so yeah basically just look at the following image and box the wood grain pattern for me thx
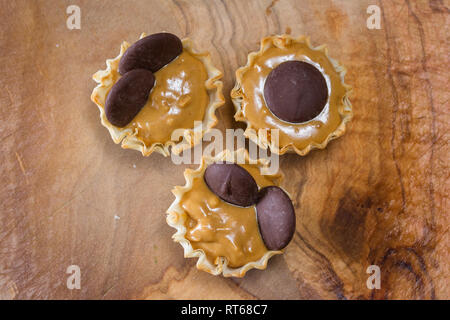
[0,0,448,299]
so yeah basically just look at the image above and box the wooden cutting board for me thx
[0,0,448,300]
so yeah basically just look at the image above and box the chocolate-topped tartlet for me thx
[91,33,224,156]
[166,149,296,277]
[231,34,352,155]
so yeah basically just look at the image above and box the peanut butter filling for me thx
[180,164,277,268]
[122,50,209,145]
[236,39,349,150]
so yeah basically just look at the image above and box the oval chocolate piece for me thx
[118,33,183,75]
[263,60,328,123]
[204,163,259,207]
[256,186,295,250]
[105,69,155,127]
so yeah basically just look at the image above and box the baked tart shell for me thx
[91,33,224,157]
[231,34,353,156]
[166,149,283,277]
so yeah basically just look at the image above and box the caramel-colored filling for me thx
[239,42,347,149]
[124,50,209,145]
[180,165,276,268]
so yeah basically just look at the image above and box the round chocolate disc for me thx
[256,186,295,251]
[105,69,155,127]
[118,33,183,75]
[204,163,259,207]
[263,60,328,123]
